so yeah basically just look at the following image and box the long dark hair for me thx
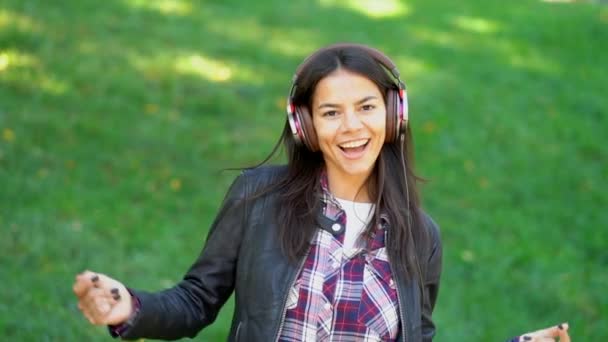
[251,45,428,282]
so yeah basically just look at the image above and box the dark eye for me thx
[323,110,338,117]
[362,104,375,111]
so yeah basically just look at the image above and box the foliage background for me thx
[1,0,606,340]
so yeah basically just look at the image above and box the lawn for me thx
[0,0,606,340]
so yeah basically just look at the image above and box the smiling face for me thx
[312,69,386,200]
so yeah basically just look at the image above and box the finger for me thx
[76,271,125,299]
[96,288,125,319]
[520,337,555,342]
[109,287,123,302]
[73,270,100,297]
[89,272,124,298]
[102,287,124,308]
[77,295,101,325]
[82,287,116,324]
[80,306,95,324]
[530,325,562,338]
[558,323,570,342]
[84,296,111,324]
[89,286,123,309]
[536,323,570,339]
[81,288,102,320]
[96,296,111,316]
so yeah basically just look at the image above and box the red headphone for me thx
[286,43,409,152]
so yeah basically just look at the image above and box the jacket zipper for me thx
[387,229,409,342]
[273,248,309,342]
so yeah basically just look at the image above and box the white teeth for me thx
[339,139,369,149]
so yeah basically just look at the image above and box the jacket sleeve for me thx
[118,171,251,340]
[421,214,442,341]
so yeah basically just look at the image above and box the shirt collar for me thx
[318,170,390,228]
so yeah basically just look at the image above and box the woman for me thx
[73,43,570,342]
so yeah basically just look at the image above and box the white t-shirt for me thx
[335,198,375,251]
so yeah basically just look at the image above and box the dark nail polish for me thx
[91,275,99,282]
[558,324,563,330]
[113,293,121,301]
[111,288,119,295]
[523,336,532,341]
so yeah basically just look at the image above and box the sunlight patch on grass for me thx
[206,17,317,58]
[0,50,38,72]
[174,54,233,82]
[394,56,431,79]
[267,34,320,58]
[129,51,271,85]
[318,0,411,18]
[77,41,99,55]
[452,16,500,34]
[38,75,69,95]
[460,249,475,263]
[0,53,8,72]
[206,17,265,44]
[123,0,193,16]
[488,40,562,74]
[410,28,456,48]
[508,52,560,74]
[0,9,41,33]
[0,50,69,95]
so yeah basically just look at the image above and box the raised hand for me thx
[73,270,133,326]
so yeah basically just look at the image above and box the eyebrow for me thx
[317,95,379,109]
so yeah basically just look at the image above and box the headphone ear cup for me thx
[295,105,319,152]
[385,89,400,143]
[401,90,408,132]
[287,103,304,147]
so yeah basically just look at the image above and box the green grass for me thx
[1,0,606,340]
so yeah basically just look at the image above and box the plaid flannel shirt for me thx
[278,173,400,341]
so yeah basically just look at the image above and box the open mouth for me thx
[338,139,370,156]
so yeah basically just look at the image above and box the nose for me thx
[342,109,363,131]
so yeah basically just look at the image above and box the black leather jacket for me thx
[119,165,442,341]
